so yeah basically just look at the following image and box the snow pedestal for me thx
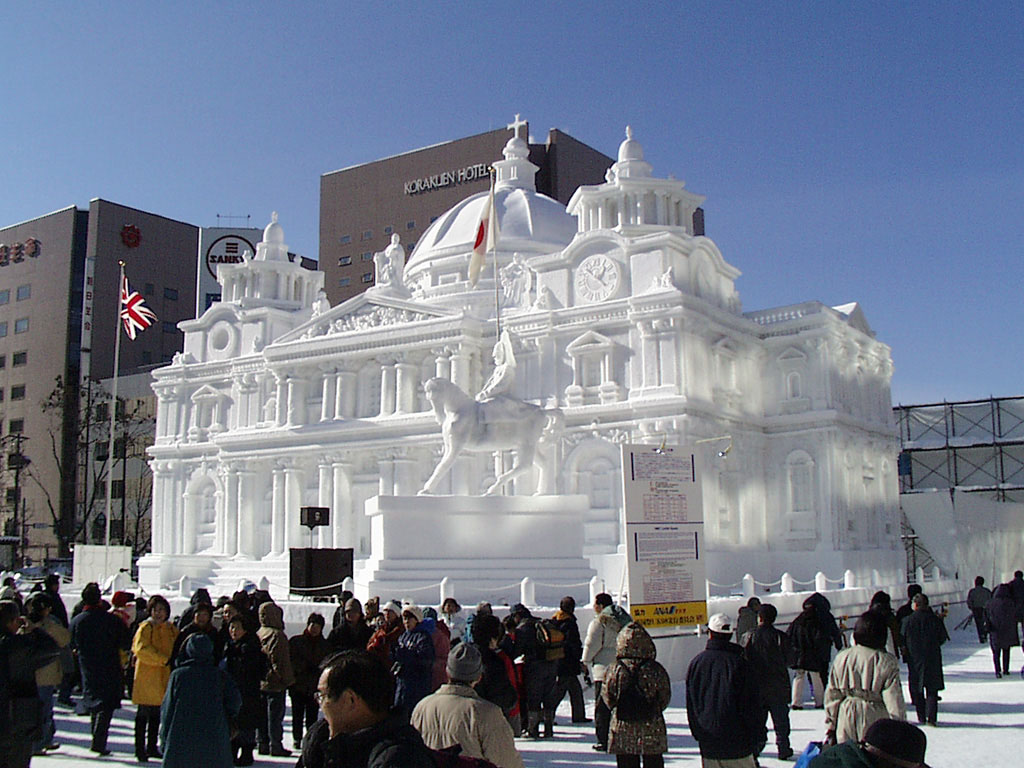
[357,494,596,607]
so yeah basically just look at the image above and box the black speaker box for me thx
[300,506,330,527]
[289,548,354,597]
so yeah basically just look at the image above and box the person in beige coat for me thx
[823,611,906,745]
[582,593,630,751]
[411,643,524,768]
[24,592,70,755]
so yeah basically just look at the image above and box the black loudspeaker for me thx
[300,506,330,528]
[289,548,354,597]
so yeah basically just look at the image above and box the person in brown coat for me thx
[256,601,294,757]
[602,622,671,768]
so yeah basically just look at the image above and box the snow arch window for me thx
[785,450,816,539]
[787,371,802,399]
[565,331,619,406]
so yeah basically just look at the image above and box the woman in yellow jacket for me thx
[132,595,178,762]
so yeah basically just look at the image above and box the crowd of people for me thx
[0,572,1019,768]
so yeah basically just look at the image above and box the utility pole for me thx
[9,433,29,567]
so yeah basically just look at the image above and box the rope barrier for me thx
[755,579,783,587]
[706,580,742,589]
[530,580,593,589]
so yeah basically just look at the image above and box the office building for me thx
[320,122,616,303]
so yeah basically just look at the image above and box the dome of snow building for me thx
[617,125,644,162]
[263,211,284,244]
[402,185,578,296]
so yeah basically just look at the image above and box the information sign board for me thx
[621,443,707,629]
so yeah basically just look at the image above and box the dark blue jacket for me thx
[70,605,130,711]
[391,624,434,712]
[160,634,241,768]
[686,634,761,760]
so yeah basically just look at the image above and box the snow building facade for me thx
[140,125,902,597]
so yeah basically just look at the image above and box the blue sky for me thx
[3,2,1022,405]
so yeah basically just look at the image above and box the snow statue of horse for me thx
[419,376,564,496]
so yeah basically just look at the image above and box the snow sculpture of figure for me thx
[311,288,330,316]
[373,234,406,290]
[476,330,516,402]
[499,253,532,309]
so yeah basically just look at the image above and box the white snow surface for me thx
[31,632,1022,767]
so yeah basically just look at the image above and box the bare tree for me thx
[28,376,154,557]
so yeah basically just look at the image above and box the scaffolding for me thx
[895,395,1024,502]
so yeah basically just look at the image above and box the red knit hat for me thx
[111,591,133,608]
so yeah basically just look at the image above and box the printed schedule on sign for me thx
[621,443,708,629]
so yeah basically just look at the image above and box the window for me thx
[111,480,124,499]
[361,252,373,261]
[361,272,373,284]
[340,234,352,244]
[162,321,177,333]
[12,351,26,367]
[0,355,5,369]
[406,221,415,230]
[13,318,28,334]
[10,385,25,400]
[164,287,178,301]
[15,284,29,301]
[0,390,4,402]
[361,230,373,241]
[383,226,393,235]
[0,289,8,304]
[0,322,7,338]
[338,277,351,287]
[5,489,14,505]
[144,282,155,296]
[8,419,23,433]
[338,256,352,266]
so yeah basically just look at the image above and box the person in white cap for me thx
[685,613,762,767]
[411,644,525,768]
[367,601,404,666]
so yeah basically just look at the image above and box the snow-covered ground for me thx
[31,630,1023,767]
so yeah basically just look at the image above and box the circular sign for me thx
[205,234,257,280]
[121,224,141,248]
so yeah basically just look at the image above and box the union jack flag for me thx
[120,274,157,340]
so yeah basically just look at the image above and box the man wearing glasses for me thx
[297,651,434,768]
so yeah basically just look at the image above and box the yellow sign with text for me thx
[630,601,708,629]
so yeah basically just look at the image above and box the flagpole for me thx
[103,261,125,582]
[489,166,502,340]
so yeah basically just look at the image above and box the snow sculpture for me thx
[419,374,564,496]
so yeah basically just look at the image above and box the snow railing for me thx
[267,574,609,608]
[704,566,945,600]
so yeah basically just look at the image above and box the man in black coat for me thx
[966,576,993,643]
[0,599,61,767]
[1010,570,1024,636]
[510,604,559,739]
[687,613,761,767]
[550,596,589,724]
[900,593,946,725]
[224,615,268,766]
[297,651,434,768]
[741,604,793,760]
[895,583,923,660]
[69,583,131,756]
[786,592,842,709]
[469,614,519,730]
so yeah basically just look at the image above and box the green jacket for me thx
[808,742,875,768]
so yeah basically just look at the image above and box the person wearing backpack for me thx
[549,597,589,725]
[602,622,671,768]
[509,604,559,739]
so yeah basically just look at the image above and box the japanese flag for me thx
[469,174,499,287]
